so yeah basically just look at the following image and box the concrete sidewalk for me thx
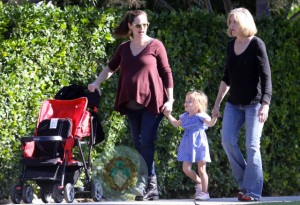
[27,196,300,204]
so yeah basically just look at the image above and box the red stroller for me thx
[11,85,104,204]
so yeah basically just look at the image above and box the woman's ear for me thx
[128,22,132,30]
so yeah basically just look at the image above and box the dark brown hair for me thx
[113,10,148,38]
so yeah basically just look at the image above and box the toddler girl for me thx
[164,90,217,201]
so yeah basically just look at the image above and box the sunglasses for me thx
[132,23,150,29]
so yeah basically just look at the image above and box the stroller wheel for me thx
[52,184,64,203]
[22,185,34,204]
[11,184,22,204]
[40,188,52,203]
[91,180,103,202]
[64,183,75,203]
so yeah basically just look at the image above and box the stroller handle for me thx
[54,84,101,108]
[20,136,66,143]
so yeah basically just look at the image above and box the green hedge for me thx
[0,3,299,200]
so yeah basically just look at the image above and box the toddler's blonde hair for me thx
[187,90,208,113]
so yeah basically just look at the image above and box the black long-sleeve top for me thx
[222,36,272,105]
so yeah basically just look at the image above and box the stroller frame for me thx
[11,89,103,204]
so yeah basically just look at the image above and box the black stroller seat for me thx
[21,118,72,167]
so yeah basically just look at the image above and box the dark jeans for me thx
[126,108,163,176]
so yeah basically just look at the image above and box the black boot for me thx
[142,175,159,200]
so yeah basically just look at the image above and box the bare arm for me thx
[164,111,181,127]
[166,87,174,102]
[203,116,218,127]
[212,81,230,117]
[88,66,114,94]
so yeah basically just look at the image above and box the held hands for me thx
[88,83,101,95]
[161,100,174,116]
[212,105,221,118]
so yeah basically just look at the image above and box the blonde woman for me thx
[164,90,217,201]
[212,8,272,201]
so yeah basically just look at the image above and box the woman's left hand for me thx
[258,103,269,123]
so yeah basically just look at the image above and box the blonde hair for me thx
[227,7,257,37]
[187,90,208,113]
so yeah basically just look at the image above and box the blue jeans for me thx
[221,102,264,200]
[126,108,163,176]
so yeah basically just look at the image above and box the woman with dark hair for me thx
[88,10,174,201]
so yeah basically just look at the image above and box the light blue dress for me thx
[177,112,211,163]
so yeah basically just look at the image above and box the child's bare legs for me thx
[197,160,208,192]
[182,161,210,200]
[182,161,202,184]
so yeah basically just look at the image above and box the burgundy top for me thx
[108,39,173,115]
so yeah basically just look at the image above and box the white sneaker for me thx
[195,192,210,201]
[194,184,201,200]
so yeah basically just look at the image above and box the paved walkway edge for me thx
[30,195,300,204]
[2,196,299,204]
